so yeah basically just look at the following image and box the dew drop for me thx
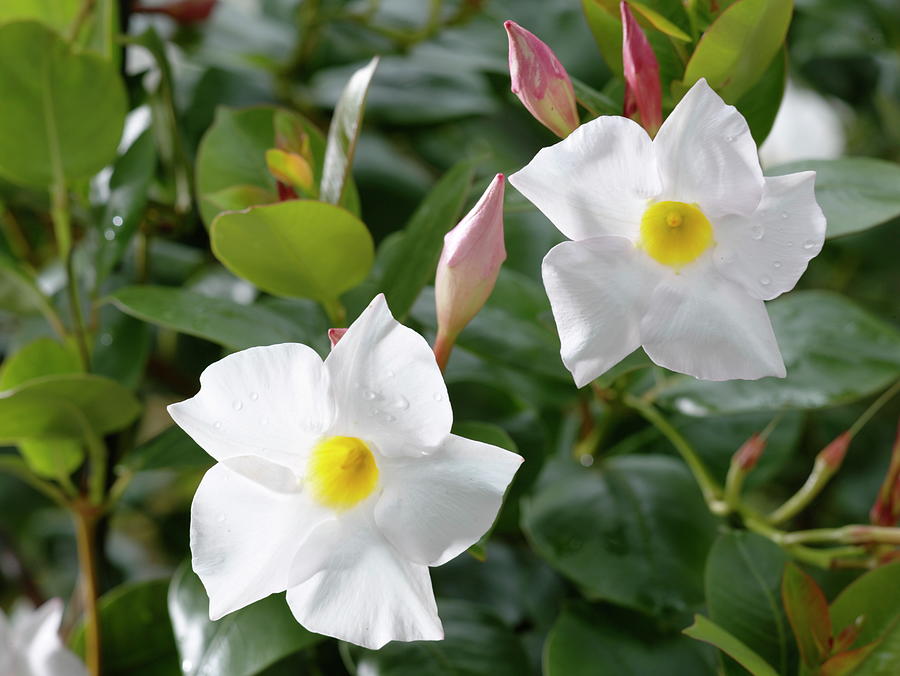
[432,392,443,401]
[232,400,243,411]
[261,416,270,426]
[803,239,817,250]
[363,390,377,401]
[786,240,794,248]
[383,413,396,422]
[216,514,225,523]
[772,260,782,269]
[370,408,381,417]
[112,215,124,227]
[250,392,259,401]
[99,332,113,346]
[726,135,735,142]
[386,370,395,378]
[104,229,115,241]
[214,421,222,430]
[759,275,771,286]
[182,660,194,672]
[579,454,594,467]
[750,226,764,240]
[393,395,409,410]
[780,211,789,220]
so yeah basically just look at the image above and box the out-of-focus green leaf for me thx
[582,0,624,74]
[320,57,378,206]
[452,421,518,454]
[354,600,529,676]
[705,532,795,676]
[682,0,792,102]
[91,309,152,390]
[0,21,126,187]
[547,604,715,675]
[658,292,900,416]
[767,158,900,239]
[71,579,179,675]
[0,255,51,316]
[830,561,900,648]
[206,185,276,212]
[211,201,374,304]
[683,614,778,676]
[736,47,786,146]
[521,455,717,617]
[168,563,320,676]
[108,285,306,350]
[851,619,900,676]
[16,438,83,480]
[122,426,212,473]
[781,562,831,668]
[378,160,475,319]
[627,1,691,41]
[571,77,620,117]
[0,0,79,33]
[0,337,81,389]
[0,393,88,477]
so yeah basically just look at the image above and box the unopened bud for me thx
[266,149,315,196]
[133,0,217,23]
[328,328,347,349]
[818,431,852,471]
[504,21,579,138]
[434,174,506,369]
[734,433,766,471]
[620,2,662,136]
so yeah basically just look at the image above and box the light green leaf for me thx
[211,200,374,303]
[627,1,691,41]
[0,337,81,390]
[767,158,900,239]
[571,77,621,117]
[0,255,51,316]
[206,185,276,213]
[108,285,308,350]
[658,291,900,416]
[0,0,80,32]
[521,455,717,617]
[705,532,795,676]
[0,21,126,187]
[851,618,900,676]
[830,561,900,647]
[378,160,475,320]
[168,563,320,676]
[17,438,83,479]
[320,57,379,206]
[682,0,793,102]
[683,614,779,676]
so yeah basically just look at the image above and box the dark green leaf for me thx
[830,561,900,648]
[683,614,778,676]
[736,47,786,146]
[122,425,212,473]
[91,308,152,390]
[521,455,717,617]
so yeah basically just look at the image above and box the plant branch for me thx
[73,505,101,676]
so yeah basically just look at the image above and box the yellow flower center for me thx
[639,201,713,267]
[307,436,379,510]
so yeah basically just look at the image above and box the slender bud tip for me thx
[819,431,852,470]
[734,433,766,471]
[620,1,662,136]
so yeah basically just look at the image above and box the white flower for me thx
[509,79,826,385]
[168,294,523,649]
[0,599,87,676]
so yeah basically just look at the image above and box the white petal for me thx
[509,116,661,241]
[286,516,442,649]
[374,434,522,567]
[653,79,764,217]
[640,264,785,380]
[325,294,451,454]
[168,343,332,474]
[542,237,658,387]
[712,172,826,300]
[190,461,331,620]
[17,600,86,676]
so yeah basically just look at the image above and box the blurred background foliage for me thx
[1,0,900,674]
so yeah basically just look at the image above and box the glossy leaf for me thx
[547,604,715,675]
[683,614,778,676]
[830,561,900,648]
[521,455,717,617]
[736,47,786,146]
[0,337,81,390]
[91,309,152,390]
[682,0,792,102]
[378,160,475,320]
[354,600,529,676]
[0,20,126,187]
[108,285,306,350]
[211,200,374,303]
[168,563,321,676]
[781,562,832,668]
[705,532,795,676]
[70,580,179,675]
[767,157,900,239]
[320,57,379,205]
[658,291,900,415]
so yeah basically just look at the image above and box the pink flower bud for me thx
[733,433,766,471]
[620,2,662,136]
[504,21,579,138]
[818,431,852,470]
[434,174,506,369]
[328,328,347,348]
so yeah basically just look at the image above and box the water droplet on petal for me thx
[112,215,124,227]
[786,240,794,247]
[214,421,222,430]
[772,260,782,269]
[759,275,771,286]
[104,229,115,241]
[750,226,764,240]
[383,413,396,422]
[216,514,225,523]
[393,396,409,410]
[803,239,817,250]
[386,370,395,378]
[370,408,381,417]
[432,392,443,401]
[182,660,194,672]
[726,135,735,142]
[363,390,377,401]
[780,212,789,220]
[232,400,243,411]
[250,392,259,401]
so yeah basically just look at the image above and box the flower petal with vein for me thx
[509,79,826,386]
[168,294,523,649]
[0,599,87,676]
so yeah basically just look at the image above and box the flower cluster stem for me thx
[73,506,101,676]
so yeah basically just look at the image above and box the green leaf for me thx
[705,532,795,676]
[0,337,81,390]
[206,185,276,212]
[683,614,779,676]
[122,426,212,473]
[91,308,152,390]
[195,106,359,228]
[108,285,308,350]
[452,421,518,454]
[0,393,88,477]
[0,0,79,33]
[830,561,900,648]
[17,438,83,479]
[320,57,378,206]
[658,291,900,415]
[582,0,624,74]
[682,0,793,102]
[0,255,52,316]
[851,618,900,676]
[521,455,717,617]
[547,604,715,675]
[168,563,321,676]
[736,47,786,146]
[767,158,900,239]
[354,600,529,676]
[627,1,691,41]
[378,160,475,319]
[211,200,374,303]
[71,579,179,675]
[0,21,126,187]
[571,77,621,117]
[781,562,831,668]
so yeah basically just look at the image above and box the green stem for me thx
[623,393,727,514]
[322,298,347,328]
[782,525,900,547]
[73,506,101,676]
[848,379,900,439]
[67,0,97,44]
[82,427,107,506]
[767,456,834,525]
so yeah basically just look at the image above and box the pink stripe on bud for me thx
[620,2,662,136]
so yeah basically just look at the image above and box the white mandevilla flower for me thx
[0,599,87,676]
[509,78,826,385]
[168,294,523,649]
